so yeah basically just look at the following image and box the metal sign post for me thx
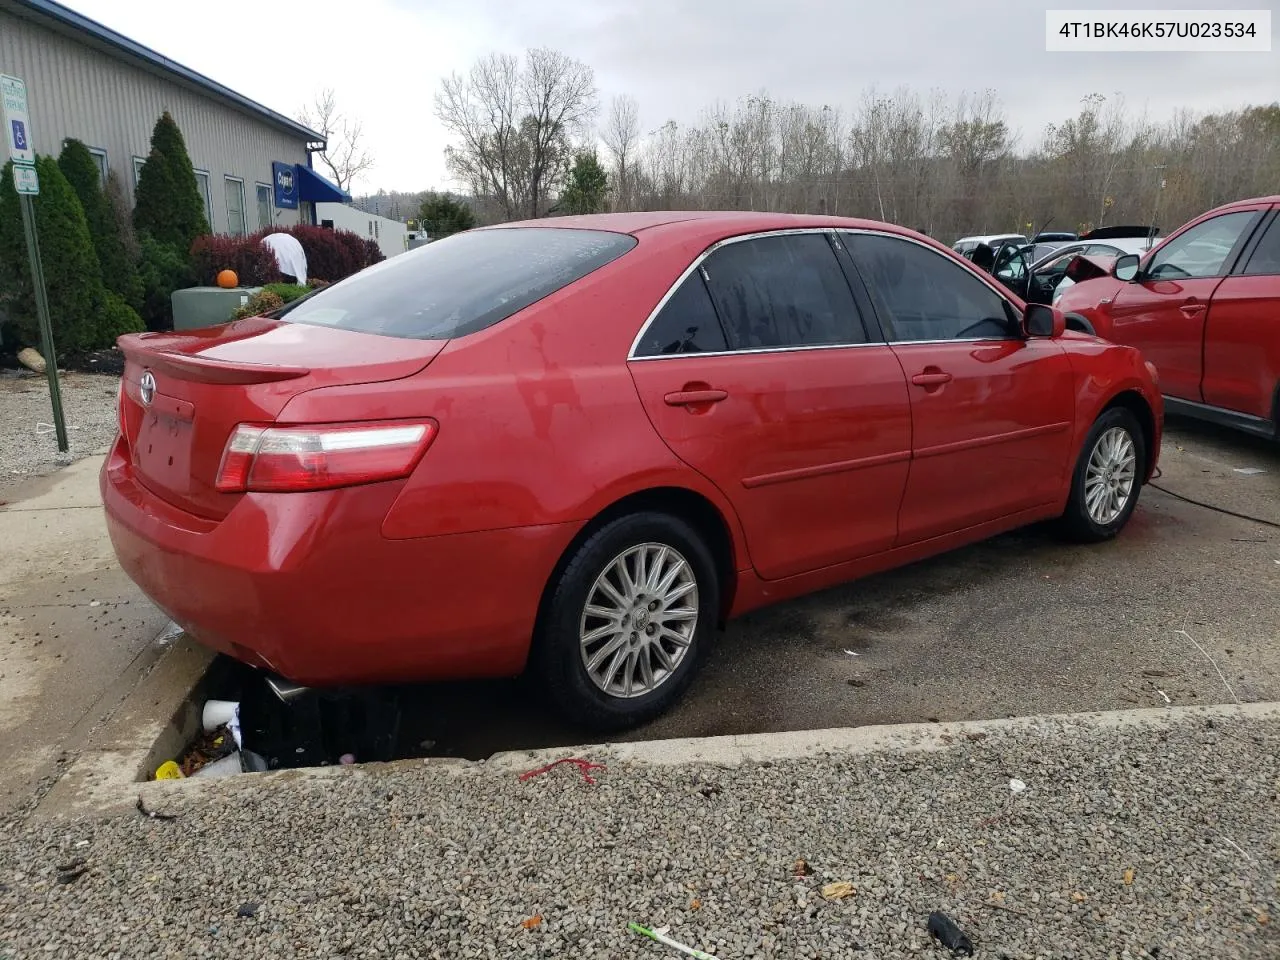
[3,73,67,452]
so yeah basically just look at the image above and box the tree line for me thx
[434,48,1280,242]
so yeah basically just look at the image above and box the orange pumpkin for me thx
[216,269,239,289]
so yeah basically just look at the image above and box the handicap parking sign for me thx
[11,119,27,151]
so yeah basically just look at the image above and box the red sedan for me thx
[1057,195,1280,439]
[102,213,1162,730]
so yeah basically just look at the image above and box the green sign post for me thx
[2,73,67,452]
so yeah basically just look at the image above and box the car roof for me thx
[486,211,940,249]
[1207,194,1280,212]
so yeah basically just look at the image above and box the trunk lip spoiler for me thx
[118,337,311,385]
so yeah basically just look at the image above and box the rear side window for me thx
[635,268,728,356]
[1241,215,1280,276]
[281,227,637,340]
[700,233,865,350]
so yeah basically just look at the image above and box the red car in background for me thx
[102,213,1162,731]
[1056,195,1280,439]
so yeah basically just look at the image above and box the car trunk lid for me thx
[117,317,446,520]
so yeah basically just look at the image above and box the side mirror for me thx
[1113,253,1141,281]
[1023,303,1065,339]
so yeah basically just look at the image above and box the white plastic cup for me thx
[192,752,244,778]
[201,699,239,733]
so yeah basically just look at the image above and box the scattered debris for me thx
[235,902,259,918]
[55,857,85,873]
[1071,891,1089,903]
[56,866,88,885]
[698,783,722,799]
[1233,467,1265,476]
[821,881,856,900]
[154,620,184,646]
[964,732,988,742]
[842,649,861,657]
[519,757,607,785]
[135,796,178,821]
[629,922,721,960]
[154,760,183,780]
[1230,537,1267,543]
[521,914,543,929]
[793,858,813,878]
[17,347,46,374]
[1009,778,1027,794]
[1158,690,1172,704]
[339,753,356,765]
[1142,669,1173,678]
[1175,627,1241,705]
[689,898,702,910]
[1123,868,1135,885]
[926,911,974,955]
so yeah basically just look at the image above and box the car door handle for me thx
[664,389,728,406]
[1179,302,1206,316]
[911,371,953,387]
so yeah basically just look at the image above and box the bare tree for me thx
[298,89,375,193]
[602,94,640,211]
[436,48,598,220]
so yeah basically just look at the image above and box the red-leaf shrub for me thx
[188,222,386,289]
[189,234,282,286]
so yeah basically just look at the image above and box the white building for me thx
[316,202,407,259]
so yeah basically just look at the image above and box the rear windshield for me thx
[279,227,637,340]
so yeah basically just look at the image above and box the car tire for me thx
[533,511,719,732]
[1059,407,1146,542]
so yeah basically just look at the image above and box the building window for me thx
[193,170,213,229]
[132,156,146,185]
[256,183,272,229]
[224,177,246,236]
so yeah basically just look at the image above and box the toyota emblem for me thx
[139,371,156,406]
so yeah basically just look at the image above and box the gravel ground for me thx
[0,371,120,488]
[2,711,1277,959]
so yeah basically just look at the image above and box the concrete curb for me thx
[35,687,1280,820]
[483,700,1280,772]
[34,634,215,820]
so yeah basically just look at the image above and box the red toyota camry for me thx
[102,213,1162,730]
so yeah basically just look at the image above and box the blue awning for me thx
[295,164,350,203]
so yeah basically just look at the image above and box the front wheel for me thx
[533,512,720,731]
[1060,407,1145,542]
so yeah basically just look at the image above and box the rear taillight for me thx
[116,380,128,443]
[215,421,437,493]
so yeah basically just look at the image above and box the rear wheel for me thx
[534,512,719,731]
[1060,407,1145,542]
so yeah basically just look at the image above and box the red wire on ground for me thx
[519,757,607,785]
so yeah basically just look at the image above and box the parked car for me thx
[1033,231,1078,243]
[1056,196,1280,439]
[102,213,1163,730]
[953,233,1029,259]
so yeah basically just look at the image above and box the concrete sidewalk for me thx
[1,703,1276,959]
[0,455,169,814]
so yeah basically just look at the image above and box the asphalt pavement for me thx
[389,416,1280,760]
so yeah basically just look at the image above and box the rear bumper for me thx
[100,438,580,686]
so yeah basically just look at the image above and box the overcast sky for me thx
[65,0,1278,195]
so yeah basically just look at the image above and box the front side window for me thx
[1146,211,1256,280]
[699,233,864,350]
[635,268,727,357]
[281,227,636,340]
[845,232,1014,342]
[224,177,246,236]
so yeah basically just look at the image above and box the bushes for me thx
[187,224,384,290]
[283,224,383,282]
[133,112,209,252]
[190,234,282,286]
[0,157,137,353]
[230,289,284,320]
[261,282,309,302]
[58,139,144,313]
[138,234,191,332]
